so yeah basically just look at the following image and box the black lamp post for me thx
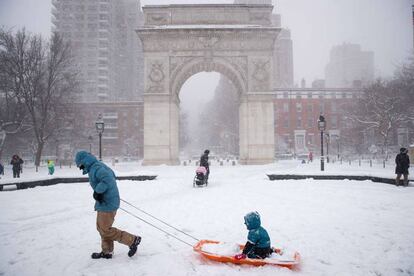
[336,136,340,159]
[55,138,59,162]
[318,115,326,171]
[95,115,105,161]
[332,134,340,159]
[88,135,93,154]
[325,133,330,163]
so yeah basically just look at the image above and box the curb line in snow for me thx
[0,175,157,191]
[266,174,411,186]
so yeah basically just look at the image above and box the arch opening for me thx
[179,72,240,161]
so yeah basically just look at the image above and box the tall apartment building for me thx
[272,14,294,88]
[51,0,144,102]
[51,0,144,159]
[325,43,374,88]
[412,3,414,48]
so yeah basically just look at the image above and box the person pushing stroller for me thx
[200,149,210,184]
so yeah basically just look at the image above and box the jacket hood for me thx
[75,151,98,175]
[244,211,261,230]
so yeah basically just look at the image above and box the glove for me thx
[274,248,283,255]
[272,247,284,255]
[234,253,246,260]
[93,191,104,203]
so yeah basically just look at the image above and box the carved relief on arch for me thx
[170,57,247,98]
[249,57,271,92]
[145,58,167,94]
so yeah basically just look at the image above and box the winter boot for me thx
[128,236,141,257]
[91,252,113,259]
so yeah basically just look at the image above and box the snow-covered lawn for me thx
[0,162,413,275]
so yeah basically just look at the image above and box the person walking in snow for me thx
[10,154,23,178]
[395,147,410,186]
[200,149,210,183]
[47,160,55,175]
[75,151,141,259]
[308,151,313,163]
[234,211,280,260]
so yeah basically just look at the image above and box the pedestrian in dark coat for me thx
[10,155,23,178]
[0,162,4,175]
[75,151,141,259]
[200,149,210,182]
[395,147,410,186]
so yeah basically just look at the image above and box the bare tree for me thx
[0,91,29,160]
[394,55,414,121]
[348,79,409,158]
[0,28,79,166]
[0,31,30,160]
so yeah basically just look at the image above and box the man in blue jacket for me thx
[75,151,141,259]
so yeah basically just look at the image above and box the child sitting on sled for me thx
[234,211,281,260]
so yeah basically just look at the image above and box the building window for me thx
[331,101,337,112]
[103,132,118,139]
[331,115,337,129]
[296,135,305,150]
[397,128,409,146]
[320,102,325,113]
[283,102,289,112]
[307,118,313,128]
[296,117,302,128]
[308,134,314,145]
[99,14,109,20]
[283,118,289,128]
[296,103,302,113]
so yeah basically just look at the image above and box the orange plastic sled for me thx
[193,239,300,270]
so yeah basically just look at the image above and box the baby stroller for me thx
[193,166,208,187]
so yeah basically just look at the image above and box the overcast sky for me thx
[0,0,412,83]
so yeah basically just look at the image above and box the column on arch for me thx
[142,93,180,165]
[239,93,275,164]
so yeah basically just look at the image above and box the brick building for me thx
[63,101,144,161]
[273,88,362,158]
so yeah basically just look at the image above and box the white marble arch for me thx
[137,4,280,165]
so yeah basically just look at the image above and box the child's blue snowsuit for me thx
[242,211,272,259]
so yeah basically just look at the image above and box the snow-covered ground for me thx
[1,161,413,275]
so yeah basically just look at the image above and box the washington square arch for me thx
[136,3,280,165]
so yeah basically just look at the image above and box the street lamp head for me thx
[318,115,326,131]
[95,115,105,134]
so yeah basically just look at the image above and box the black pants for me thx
[243,241,272,259]
[13,169,20,178]
[247,247,272,259]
